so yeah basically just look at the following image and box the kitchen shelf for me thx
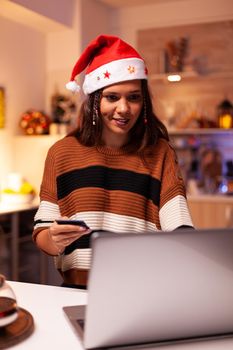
[14,134,63,140]
[168,128,233,136]
[149,70,198,82]
[149,70,233,83]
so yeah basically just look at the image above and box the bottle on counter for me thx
[218,160,233,195]
[225,160,233,194]
[187,157,201,195]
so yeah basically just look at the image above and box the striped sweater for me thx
[33,135,193,281]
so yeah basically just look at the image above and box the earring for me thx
[143,97,147,124]
[93,114,96,125]
[93,93,99,126]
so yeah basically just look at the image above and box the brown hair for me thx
[69,80,169,152]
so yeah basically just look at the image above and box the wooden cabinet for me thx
[0,200,63,285]
[188,195,233,229]
[0,202,47,283]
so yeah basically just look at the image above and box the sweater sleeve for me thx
[39,146,58,204]
[160,142,186,208]
[159,142,193,230]
[32,146,60,241]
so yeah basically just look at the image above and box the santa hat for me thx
[66,34,148,95]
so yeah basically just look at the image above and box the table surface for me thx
[8,281,87,349]
[0,198,39,215]
[5,281,233,350]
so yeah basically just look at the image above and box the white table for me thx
[8,281,87,349]
[6,281,233,350]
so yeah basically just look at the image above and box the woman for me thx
[33,35,193,288]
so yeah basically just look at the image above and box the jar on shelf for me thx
[217,99,233,129]
[225,160,233,194]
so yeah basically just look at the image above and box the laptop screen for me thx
[64,228,233,349]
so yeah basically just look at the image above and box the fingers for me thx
[50,222,89,240]
[48,226,74,255]
[54,220,88,233]
[48,219,91,254]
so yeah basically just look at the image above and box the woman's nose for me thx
[116,98,130,114]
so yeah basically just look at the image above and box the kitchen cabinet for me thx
[0,200,49,283]
[188,195,233,229]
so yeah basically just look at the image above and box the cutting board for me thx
[0,307,34,349]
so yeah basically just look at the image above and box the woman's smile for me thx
[100,80,143,147]
[112,117,130,127]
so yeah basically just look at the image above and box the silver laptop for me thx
[63,228,233,349]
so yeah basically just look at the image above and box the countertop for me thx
[4,281,233,350]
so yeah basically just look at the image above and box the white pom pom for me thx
[65,81,81,92]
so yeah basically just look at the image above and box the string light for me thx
[167,74,181,82]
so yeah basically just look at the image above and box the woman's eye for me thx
[104,94,119,102]
[127,94,142,102]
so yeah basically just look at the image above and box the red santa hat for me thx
[66,34,148,95]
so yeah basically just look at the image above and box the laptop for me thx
[63,228,233,349]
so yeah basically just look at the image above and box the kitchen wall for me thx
[0,0,115,191]
[0,13,46,187]
[0,0,232,193]
[9,0,75,27]
[115,0,233,46]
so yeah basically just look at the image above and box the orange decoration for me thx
[19,109,51,135]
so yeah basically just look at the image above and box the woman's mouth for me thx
[112,117,129,127]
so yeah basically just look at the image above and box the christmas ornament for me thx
[19,109,51,135]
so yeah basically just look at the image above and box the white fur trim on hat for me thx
[83,57,147,95]
[66,81,81,93]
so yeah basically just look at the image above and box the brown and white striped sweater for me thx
[33,135,193,281]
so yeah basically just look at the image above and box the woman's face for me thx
[99,80,143,147]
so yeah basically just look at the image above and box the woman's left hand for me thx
[48,218,91,254]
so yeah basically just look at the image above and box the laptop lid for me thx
[64,228,233,349]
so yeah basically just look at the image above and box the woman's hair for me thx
[69,80,169,152]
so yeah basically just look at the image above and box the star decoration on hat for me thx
[103,71,111,79]
[127,66,135,74]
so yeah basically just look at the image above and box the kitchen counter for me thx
[187,195,233,228]
[5,281,233,350]
[0,197,39,214]
[188,194,233,203]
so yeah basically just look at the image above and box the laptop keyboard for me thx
[76,318,85,330]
